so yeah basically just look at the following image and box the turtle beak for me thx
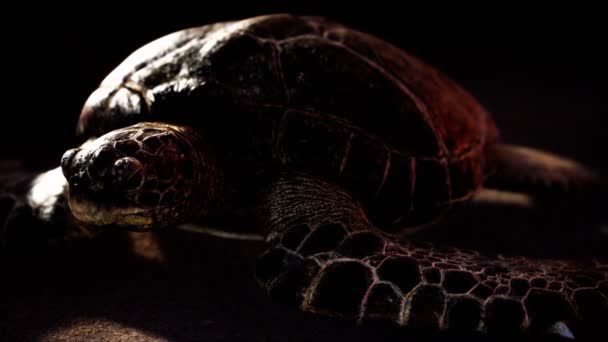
[61,148,80,179]
[68,193,154,228]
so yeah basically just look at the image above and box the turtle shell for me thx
[77,14,499,228]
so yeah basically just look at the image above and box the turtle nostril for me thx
[61,148,79,178]
[112,157,144,190]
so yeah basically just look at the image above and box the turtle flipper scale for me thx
[255,174,608,337]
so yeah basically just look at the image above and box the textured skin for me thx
[256,175,607,337]
[61,123,222,229]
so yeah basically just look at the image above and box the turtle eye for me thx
[112,157,144,190]
[61,148,79,178]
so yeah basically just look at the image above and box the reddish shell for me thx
[77,14,499,228]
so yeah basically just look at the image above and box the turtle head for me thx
[61,122,221,231]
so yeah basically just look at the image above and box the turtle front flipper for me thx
[255,173,607,338]
[0,165,92,251]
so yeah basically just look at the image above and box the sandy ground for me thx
[1,196,606,342]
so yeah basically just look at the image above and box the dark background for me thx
[1,2,607,341]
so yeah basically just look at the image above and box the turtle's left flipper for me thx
[254,174,408,326]
[254,173,607,338]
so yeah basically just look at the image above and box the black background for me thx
[1,2,607,341]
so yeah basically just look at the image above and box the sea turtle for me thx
[1,13,606,338]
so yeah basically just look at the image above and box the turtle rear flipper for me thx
[483,144,604,207]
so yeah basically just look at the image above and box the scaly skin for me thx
[256,175,608,338]
[60,122,222,230]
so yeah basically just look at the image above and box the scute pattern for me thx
[318,21,499,158]
[257,220,608,334]
[278,36,440,156]
[79,14,491,225]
